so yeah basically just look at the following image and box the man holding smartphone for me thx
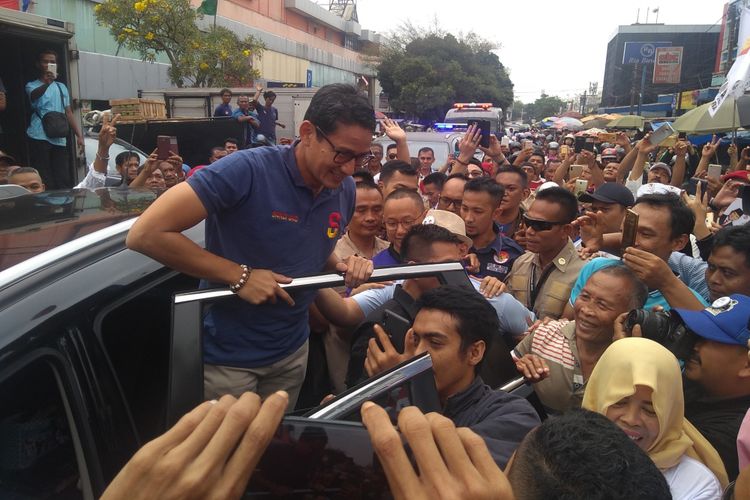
[25,49,84,189]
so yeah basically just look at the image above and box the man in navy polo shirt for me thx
[253,84,285,144]
[461,178,523,281]
[127,83,376,407]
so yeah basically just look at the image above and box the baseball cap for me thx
[636,182,682,199]
[578,182,635,206]
[673,295,750,347]
[601,147,618,159]
[722,170,750,183]
[649,162,672,178]
[421,209,473,247]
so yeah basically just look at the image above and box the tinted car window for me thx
[0,188,157,272]
[0,360,84,498]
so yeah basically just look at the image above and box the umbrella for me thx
[561,111,583,119]
[552,117,584,130]
[672,95,750,135]
[583,114,621,130]
[607,115,645,130]
[576,128,607,137]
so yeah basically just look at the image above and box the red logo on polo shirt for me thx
[271,211,299,223]
[327,212,341,239]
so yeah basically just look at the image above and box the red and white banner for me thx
[653,47,683,84]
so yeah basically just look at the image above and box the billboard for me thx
[622,42,672,64]
[653,47,683,84]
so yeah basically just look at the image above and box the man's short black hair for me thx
[634,193,695,240]
[224,137,239,146]
[355,177,381,193]
[352,170,375,185]
[386,143,398,152]
[507,409,671,500]
[38,49,57,62]
[423,172,447,189]
[384,187,423,211]
[115,151,140,167]
[713,224,750,268]
[416,285,498,369]
[209,146,225,158]
[446,172,468,183]
[219,88,232,96]
[534,187,578,223]
[495,165,528,189]
[418,147,434,156]
[379,160,418,186]
[304,83,375,135]
[401,224,462,262]
[467,157,482,168]
[464,177,504,206]
[8,166,40,177]
[263,90,276,100]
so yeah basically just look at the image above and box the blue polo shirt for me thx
[213,103,232,117]
[26,79,70,147]
[188,144,355,368]
[470,225,524,281]
[372,245,402,268]
[255,102,279,139]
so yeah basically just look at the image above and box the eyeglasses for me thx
[522,214,566,232]
[384,218,418,230]
[387,153,398,160]
[467,170,484,178]
[438,196,462,208]
[315,126,375,167]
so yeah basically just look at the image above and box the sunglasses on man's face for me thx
[522,214,565,232]
[387,153,398,160]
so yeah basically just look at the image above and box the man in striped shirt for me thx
[512,265,648,414]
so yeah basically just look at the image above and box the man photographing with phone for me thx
[26,49,84,189]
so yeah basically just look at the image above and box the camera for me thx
[624,309,697,363]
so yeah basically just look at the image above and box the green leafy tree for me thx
[525,93,565,121]
[375,23,513,121]
[95,0,264,87]
[510,99,525,121]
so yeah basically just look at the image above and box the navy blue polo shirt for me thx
[372,245,401,268]
[188,144,355,368]
[470,224,524,281]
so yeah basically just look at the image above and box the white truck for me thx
[0,8,83,179]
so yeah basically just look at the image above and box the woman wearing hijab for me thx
[582,337,728,500]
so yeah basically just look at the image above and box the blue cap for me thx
[673,295,750,347]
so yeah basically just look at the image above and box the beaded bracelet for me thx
[230,264,251,293]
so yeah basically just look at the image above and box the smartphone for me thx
[649,122,675,146]
[47,62,57,78]
[574,136,585,153]
[707,164,723,180]
[568,164,584,179]
[381,310,411,353]
[621,209,639,255]
[523,139,534,150]
[560,144,571,158]
[157,135,179,160]
[741,184,750,213]
[583,137,596,152]
[574,179,589,196]
[598,132,617,143]
[467,119,491,148]
[678,131,687,140]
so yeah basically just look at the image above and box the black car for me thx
[0,189,524,498]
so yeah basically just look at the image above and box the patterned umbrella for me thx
[552,117,584,130]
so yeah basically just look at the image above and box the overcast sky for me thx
[356,0,728,103]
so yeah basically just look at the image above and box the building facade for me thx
[600,24,720,110]
[14,0,382,104]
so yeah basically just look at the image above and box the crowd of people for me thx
[8,69,750,497]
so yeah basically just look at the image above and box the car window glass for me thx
[96,272,199,442]
[0,360,84,498]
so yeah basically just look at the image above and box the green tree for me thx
[95,0,264,87]
[375,23,513,121]
[525,93,565,121]
[510,99,525,121]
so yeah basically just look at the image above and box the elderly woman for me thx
[582,337,728,500]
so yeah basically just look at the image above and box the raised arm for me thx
[381,118,410,163]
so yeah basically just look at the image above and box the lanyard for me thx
[529,262,557,310]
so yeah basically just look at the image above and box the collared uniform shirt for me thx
[505,239,584,320]
[334,232,389,262]
[513,319,585,413]
[470,225,523,281]
[213,103,232,117]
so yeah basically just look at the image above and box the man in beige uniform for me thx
[323,180,390,392]
[505,187,585,324]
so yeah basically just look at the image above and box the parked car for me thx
[83,132,148,180]
[0,193,517,497]
[374,131,464,172]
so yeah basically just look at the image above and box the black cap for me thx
[578,182,635,207]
